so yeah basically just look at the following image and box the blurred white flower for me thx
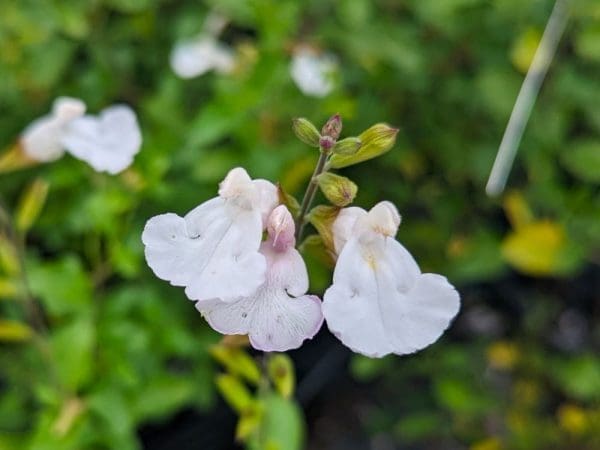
[323,201,460,358]
[290,48,337,97]
[142,167,279,302]
[62,105,142,175]
[170,36,235,78]
[20,97,86,162]
[196,205,323,352]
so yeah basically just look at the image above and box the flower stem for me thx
[295,149,329,241]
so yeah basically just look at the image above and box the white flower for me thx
[170,36,235,78]
[142,167,279,302]
[20,97,86,162]
[61,105,142,175]
[323,201,460,358]
[196,205,323,352]
[290,48,337,97]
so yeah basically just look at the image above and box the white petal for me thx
[290,49,337,97]
[323,236,459,357]
[21,97,86,162]
[62,105,142,174]
[170,37,234,79]
[253,179,279,226]
[332,206,367,255]
[143,197,267,302]
[197,242,323,352]
[21,116,67,162]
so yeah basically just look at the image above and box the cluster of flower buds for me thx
[14,97,142,174]
[143,116,460,357]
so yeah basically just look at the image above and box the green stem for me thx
[295,149,329,241]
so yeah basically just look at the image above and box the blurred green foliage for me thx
[0,0,599,449]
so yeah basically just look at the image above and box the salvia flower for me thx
[170,13,234,78]
[142,167,278,302]
[290,47,337,98]
[21,97,86,162]
[196,205,323,352]
[323,201,460,358]
[62,105,142,175]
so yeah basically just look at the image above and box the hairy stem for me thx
[295,150,329,241]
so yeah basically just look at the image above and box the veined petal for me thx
[323,234,459,358]
[142,168,277,302]
[197,241,323,352]
[62,105,142,174]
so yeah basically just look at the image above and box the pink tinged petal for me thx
[361,201,401,237]
[196,242,324,352]
[253,179,280,226]
[62,105,142,174]
[332,206,367,255]
[142,196,267,302]
[323,236,459,358]
[267,205,296,252]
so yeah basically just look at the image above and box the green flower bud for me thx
[332,137,361,156]
[329,123,398,169]
[317,172,358,207]
[292,118,321,147]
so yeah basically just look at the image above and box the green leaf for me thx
[561,140,600,183]
[29,256,93,317]
[328,123,398,168]
[267,354,295,399]
[252,394,304,450]
[51,318,95,391]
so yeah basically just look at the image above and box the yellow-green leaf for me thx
[0,278,19,299]
[235,401,264,442]
[329,123,398,169]
[210,345,261,385]
[306,205,340,253]
[0,234,20,276]
[0,143,38,174]
[16,178,50,232]
[510,28,541,74]
[501,220,567,276]
[215,374,254,413]
[267,354,295,399]
[0,319,33,342]
[502,190,533,229]
[277,184,300,218]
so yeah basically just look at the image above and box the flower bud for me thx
[321,114,342,140]
[267,205,296,252]
[366,201,401,237]
[306,205,340,253]
[332,137,361,156]
[317,172,358,207]
[329,123,398,169]
[292,118,321,147]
